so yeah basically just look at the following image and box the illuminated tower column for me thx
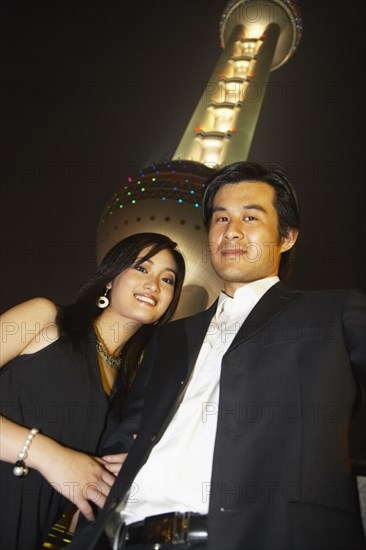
[173,0,302,166]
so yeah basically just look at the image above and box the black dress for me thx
[0,331,110,550]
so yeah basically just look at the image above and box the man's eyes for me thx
[215,215,256,222]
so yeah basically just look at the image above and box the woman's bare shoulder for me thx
[0,298,59,366]
[2,296,57,318]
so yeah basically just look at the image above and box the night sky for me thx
[1,0,365,312]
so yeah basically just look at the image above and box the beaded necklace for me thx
[93,323,122,370]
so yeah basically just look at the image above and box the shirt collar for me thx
[216,276,279,317]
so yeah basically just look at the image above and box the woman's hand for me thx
[100,453,128,476]
[0,418,126,521]
[36,441,117,521]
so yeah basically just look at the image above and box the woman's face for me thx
[106,246,178,329]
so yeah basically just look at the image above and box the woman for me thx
[0,232,185,550]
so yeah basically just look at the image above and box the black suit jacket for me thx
[72,283,366,550]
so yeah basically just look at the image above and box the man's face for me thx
[208,181,297,296]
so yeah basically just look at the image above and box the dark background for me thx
[1,0,365,310]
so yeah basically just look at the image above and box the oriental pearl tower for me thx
[97,0,302,317]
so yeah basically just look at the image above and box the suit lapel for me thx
[183,283,302,360]
[227,281,303,352]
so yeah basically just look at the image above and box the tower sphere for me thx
[220,0,302,70]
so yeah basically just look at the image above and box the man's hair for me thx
[201,161,300,279]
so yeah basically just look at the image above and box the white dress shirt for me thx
[118,277,279,524]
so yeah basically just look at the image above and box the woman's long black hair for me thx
[57,233,185,409]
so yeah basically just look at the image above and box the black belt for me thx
[124,512,208,547]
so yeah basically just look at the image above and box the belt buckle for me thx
[143,512,190,545]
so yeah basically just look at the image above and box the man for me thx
[72,162,366,549]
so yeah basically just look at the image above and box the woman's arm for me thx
[0,297,58,367]
[0,415,117,520]
[0,298,127,519]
